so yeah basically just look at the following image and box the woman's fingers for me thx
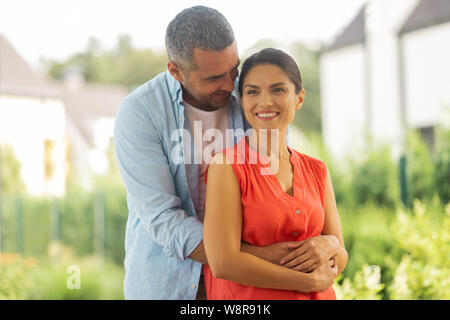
[279,246,308,265]
[282,251,313,269]
[293,259,336,273]
[293,261,319,273]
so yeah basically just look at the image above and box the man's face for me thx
[180,42,240,111]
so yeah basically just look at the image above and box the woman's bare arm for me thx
[321,168,348,275]
[203,153,336,293]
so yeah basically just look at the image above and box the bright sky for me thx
[0,0,366,69]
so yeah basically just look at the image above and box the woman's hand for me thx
[304,259,338,293]
[279,235,340,273]
[255,241,303,265]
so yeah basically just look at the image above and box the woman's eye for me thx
[246,89,258,95]
[273,87,286,93]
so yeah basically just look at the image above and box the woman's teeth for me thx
[257,112,279,118]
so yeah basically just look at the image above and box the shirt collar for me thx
[166,71,183,103]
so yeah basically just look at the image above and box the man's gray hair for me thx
[165,6,235,71]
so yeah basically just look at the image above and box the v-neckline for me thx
[271,148,296,200]
[243,137,297,201]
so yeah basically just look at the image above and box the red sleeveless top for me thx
[202,137,336,300]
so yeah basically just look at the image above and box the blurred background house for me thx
[320,0,450,159]
[0,35,128,197]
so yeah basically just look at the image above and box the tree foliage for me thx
[0,144,26,195]
[289,42,322,134]
[44,35,167,90]
[44,36,323,134]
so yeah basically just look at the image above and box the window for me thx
[418,126,435,153]
[44,139,56,181]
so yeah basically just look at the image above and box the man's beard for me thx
[182,86,231,111]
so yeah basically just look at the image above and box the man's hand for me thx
[279,235,340,273]
[241,241,303,265]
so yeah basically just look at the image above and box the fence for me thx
[0,190,127,265]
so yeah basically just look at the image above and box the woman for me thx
[202,48,347,299]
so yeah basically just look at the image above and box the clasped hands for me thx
[279,235,338,272]
[261,235,340,291]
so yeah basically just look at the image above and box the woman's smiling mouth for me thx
[256,111,280,121]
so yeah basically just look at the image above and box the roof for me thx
[0,35,58,97]
[0,34,128,144]
[321,5,366,52]
[400,0,450,35]
[53,81,128,143]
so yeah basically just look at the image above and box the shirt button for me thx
[191,284,196,289]
[296,209,301,215]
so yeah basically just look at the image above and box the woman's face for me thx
[240,64,304,132]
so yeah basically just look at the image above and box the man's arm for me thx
[114,98,202,261]
[189,240,298,265]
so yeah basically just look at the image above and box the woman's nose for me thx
[258,91,273,107]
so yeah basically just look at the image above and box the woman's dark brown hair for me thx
[238,48,303,97]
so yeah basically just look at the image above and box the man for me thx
[114,5,294,300]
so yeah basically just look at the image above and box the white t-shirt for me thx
[183,101,232,221]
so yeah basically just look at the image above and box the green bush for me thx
[0,243,124,300]
[338,203,404,298]
[1,195,51,257]
[58,183,96,257]
[1,175,128,264]
[405,130,435,203]
[386,200,450,299]
[334,264,385,300]
[350,145,399,208]
[337,200,449,300]
[0,253,37,299]
[0,144,26,195]
[434,127,450,204]
[26,258,124,300]
[94,174,128,265]
[25,242,124,300]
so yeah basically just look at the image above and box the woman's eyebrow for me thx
[245,82,287,88]
[269,82,287,88]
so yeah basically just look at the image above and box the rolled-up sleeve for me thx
[113,97,203,260]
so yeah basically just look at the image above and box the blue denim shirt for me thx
[113,71,252,299]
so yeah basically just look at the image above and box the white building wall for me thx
[65,114,93,191]
[320,45,367,159]
[320,0,426,160]
[365,0,420,159]
[401,22,450,129]
[88,117,116,176]
[0,94,66,196]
